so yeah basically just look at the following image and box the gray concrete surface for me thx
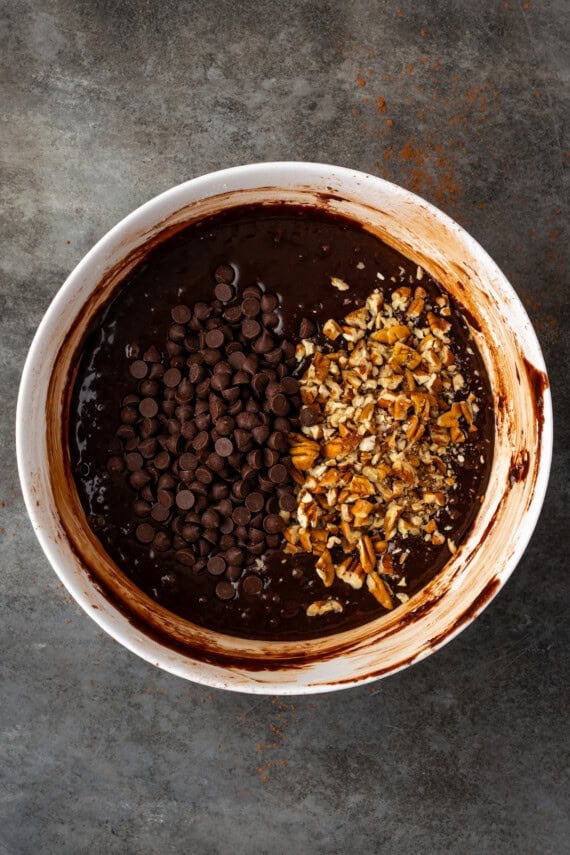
[1,1,568,853]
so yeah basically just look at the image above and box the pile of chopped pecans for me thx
[284,274,480,617]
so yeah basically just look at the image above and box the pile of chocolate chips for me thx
[107,265,307,601]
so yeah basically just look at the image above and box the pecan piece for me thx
[306,599,344,616]
[366,571,394,609]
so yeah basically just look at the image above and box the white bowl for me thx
[16,162,552,694]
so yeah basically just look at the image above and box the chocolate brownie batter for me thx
[70,204,493,640]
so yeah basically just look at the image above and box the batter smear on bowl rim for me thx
[70,204,494,640]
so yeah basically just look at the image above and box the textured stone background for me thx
[1,1,568,853]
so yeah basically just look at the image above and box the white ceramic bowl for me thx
[16,163,552,694]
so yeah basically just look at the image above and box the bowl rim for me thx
[16,161,553,693]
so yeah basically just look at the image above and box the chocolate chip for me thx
[233,412,255,431]
[192,431,210,452]
[125,452,143,471]
[252,424,270,444]
[120,406,138,425]
[207,555,226,576]
[214,264,234,284]
[278,491,297,512]
[181,524,200,543]
[143,345,162,363]
[201,508,220,528]
[176,490,195,510]
[175,549,195,567]
[227,349,245,369]
[168,323,187,343]
[243,491,263,513]
[194,302,211,321]
[121,395,140,407]
[281,376,299,395]
[137,398,157,418]
[224,546,242,564]
[178,452,197,471]
[299,317,316,338]
[149,363,165,380]
[242,318,261,340]
[153,451,170,470]
[233,429,251,452]
[268,463,288,484]
[252,330,274,353]
[163,368,182,387]
[130,360,148,380]
[267,431,287,452]
[151,503,170,522]
[221,386,240,403]
[158,473,176,490]
[141,485,155,503]
[263,448,281,468]
[130,470,150,490]
[251,374,267,398]
[140,379,160,398]
[135,523,155,543]
[214,282,234,302]
[224,305,242,323]
[202,528,219,545]
[175,379,193,402]
[300,405,320,426]
[215,580,235,600]
[220,518,234,535]
[205,328,224,349]
[242,355,258,374]
[202,348,222,366]
[243,284,262,298]
[133,499,151,517]
[246,449,264,470]
[248,528,265,544]
[215,416,234,436]
[281,341,296,360]
[215,437,233,457]
[242,297,260,317]
[195,466,213,484]
[170,304,190,324]
[242,574,263,595]
[263,514,284,534]
[247,542,264,556]
[151,532,170,552]
[225,565,242,582]
[232,506,251,526]
[273,417,290,433]
[188,363,205,384]
[157,489,174,508]
[116,424,136,441]
[270,394,289,416]
[263,313,280,330]
[261,293,279,312]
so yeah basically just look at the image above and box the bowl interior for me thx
[16,163,552,693]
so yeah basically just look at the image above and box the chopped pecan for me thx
[366,571,394,609]
[306,599,344,616]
